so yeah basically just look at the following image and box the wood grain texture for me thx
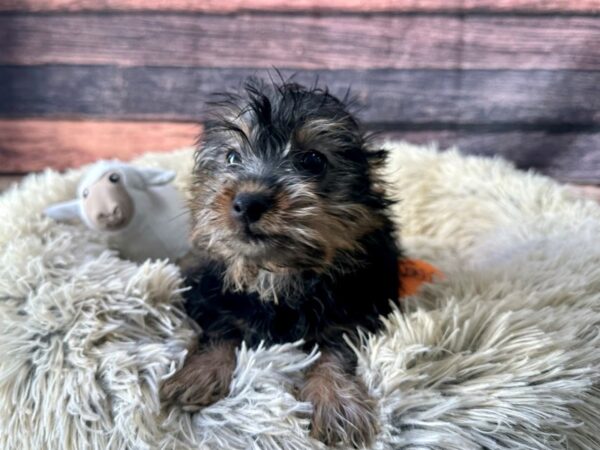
[1,120,599,182]
[383,130,600,183]
[1,15,599,70]
[2,67,599,125]
[1,0,598,12]
[0,119,199,172]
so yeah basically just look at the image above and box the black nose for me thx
[231,192,272,223]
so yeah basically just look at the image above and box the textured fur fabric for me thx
[2,143,600,449]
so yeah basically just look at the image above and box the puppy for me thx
[161,78,401,448]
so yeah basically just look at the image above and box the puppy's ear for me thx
[44,199,81,222]
[139,168,176,187]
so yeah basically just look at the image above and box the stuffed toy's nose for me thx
[97,204,123,224]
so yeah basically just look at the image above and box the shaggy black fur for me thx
[164,77,401,447]
[185,223,399,355]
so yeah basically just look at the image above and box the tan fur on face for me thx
[225,190,382,302]
[299,350,379,448]
[190,103,389,303]
[160,341,237,412]
[190,167,385,302]
[294,117,360,151]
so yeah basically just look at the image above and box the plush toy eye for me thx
[226,150,242,166]
[83,188,89,198]
[296,151,327,176]
[108,173,120,183]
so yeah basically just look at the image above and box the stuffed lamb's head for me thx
[44,161,176,232]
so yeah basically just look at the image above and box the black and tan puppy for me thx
[161,78,401,448]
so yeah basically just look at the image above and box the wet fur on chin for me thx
[168,77,401,447]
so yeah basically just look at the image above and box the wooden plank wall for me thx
[0,1,599,182]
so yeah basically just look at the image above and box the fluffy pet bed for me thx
[2,143,600,450]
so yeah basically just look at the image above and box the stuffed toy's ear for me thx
[44,199,82,222]
[139,168,176,187]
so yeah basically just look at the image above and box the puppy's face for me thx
[190,80,387,275]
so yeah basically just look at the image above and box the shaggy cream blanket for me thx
[1,143,600,450]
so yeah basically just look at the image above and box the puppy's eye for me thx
[226,150,242,166]
[83,188,89,198]
[296,151,327,176]
[108,173,120,183]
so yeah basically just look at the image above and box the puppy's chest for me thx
[186,251,398,346]
[237,300,317,345]
[219,285,355,345]
[185,267,386,347]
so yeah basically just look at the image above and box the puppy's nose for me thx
[231,192,272,223]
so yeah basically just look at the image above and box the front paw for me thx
[161,343,236,411]
[303,376,379,448]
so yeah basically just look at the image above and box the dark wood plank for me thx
[1,67,599,126]
[0,0,597,13]
[383,130,600,183]
[0,119,199,172]
[1,15,599,70]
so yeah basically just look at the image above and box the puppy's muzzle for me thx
[231,191,273,224]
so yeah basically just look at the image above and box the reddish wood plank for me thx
[0,0,597,12]
[2,67,599,126]
[1,15,599,70]
[1,120,599,183]
[0,120,199,172]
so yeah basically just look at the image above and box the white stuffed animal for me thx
[44,160,191,263]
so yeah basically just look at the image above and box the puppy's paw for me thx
[161,342,236,411]
[301,369,378,448]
